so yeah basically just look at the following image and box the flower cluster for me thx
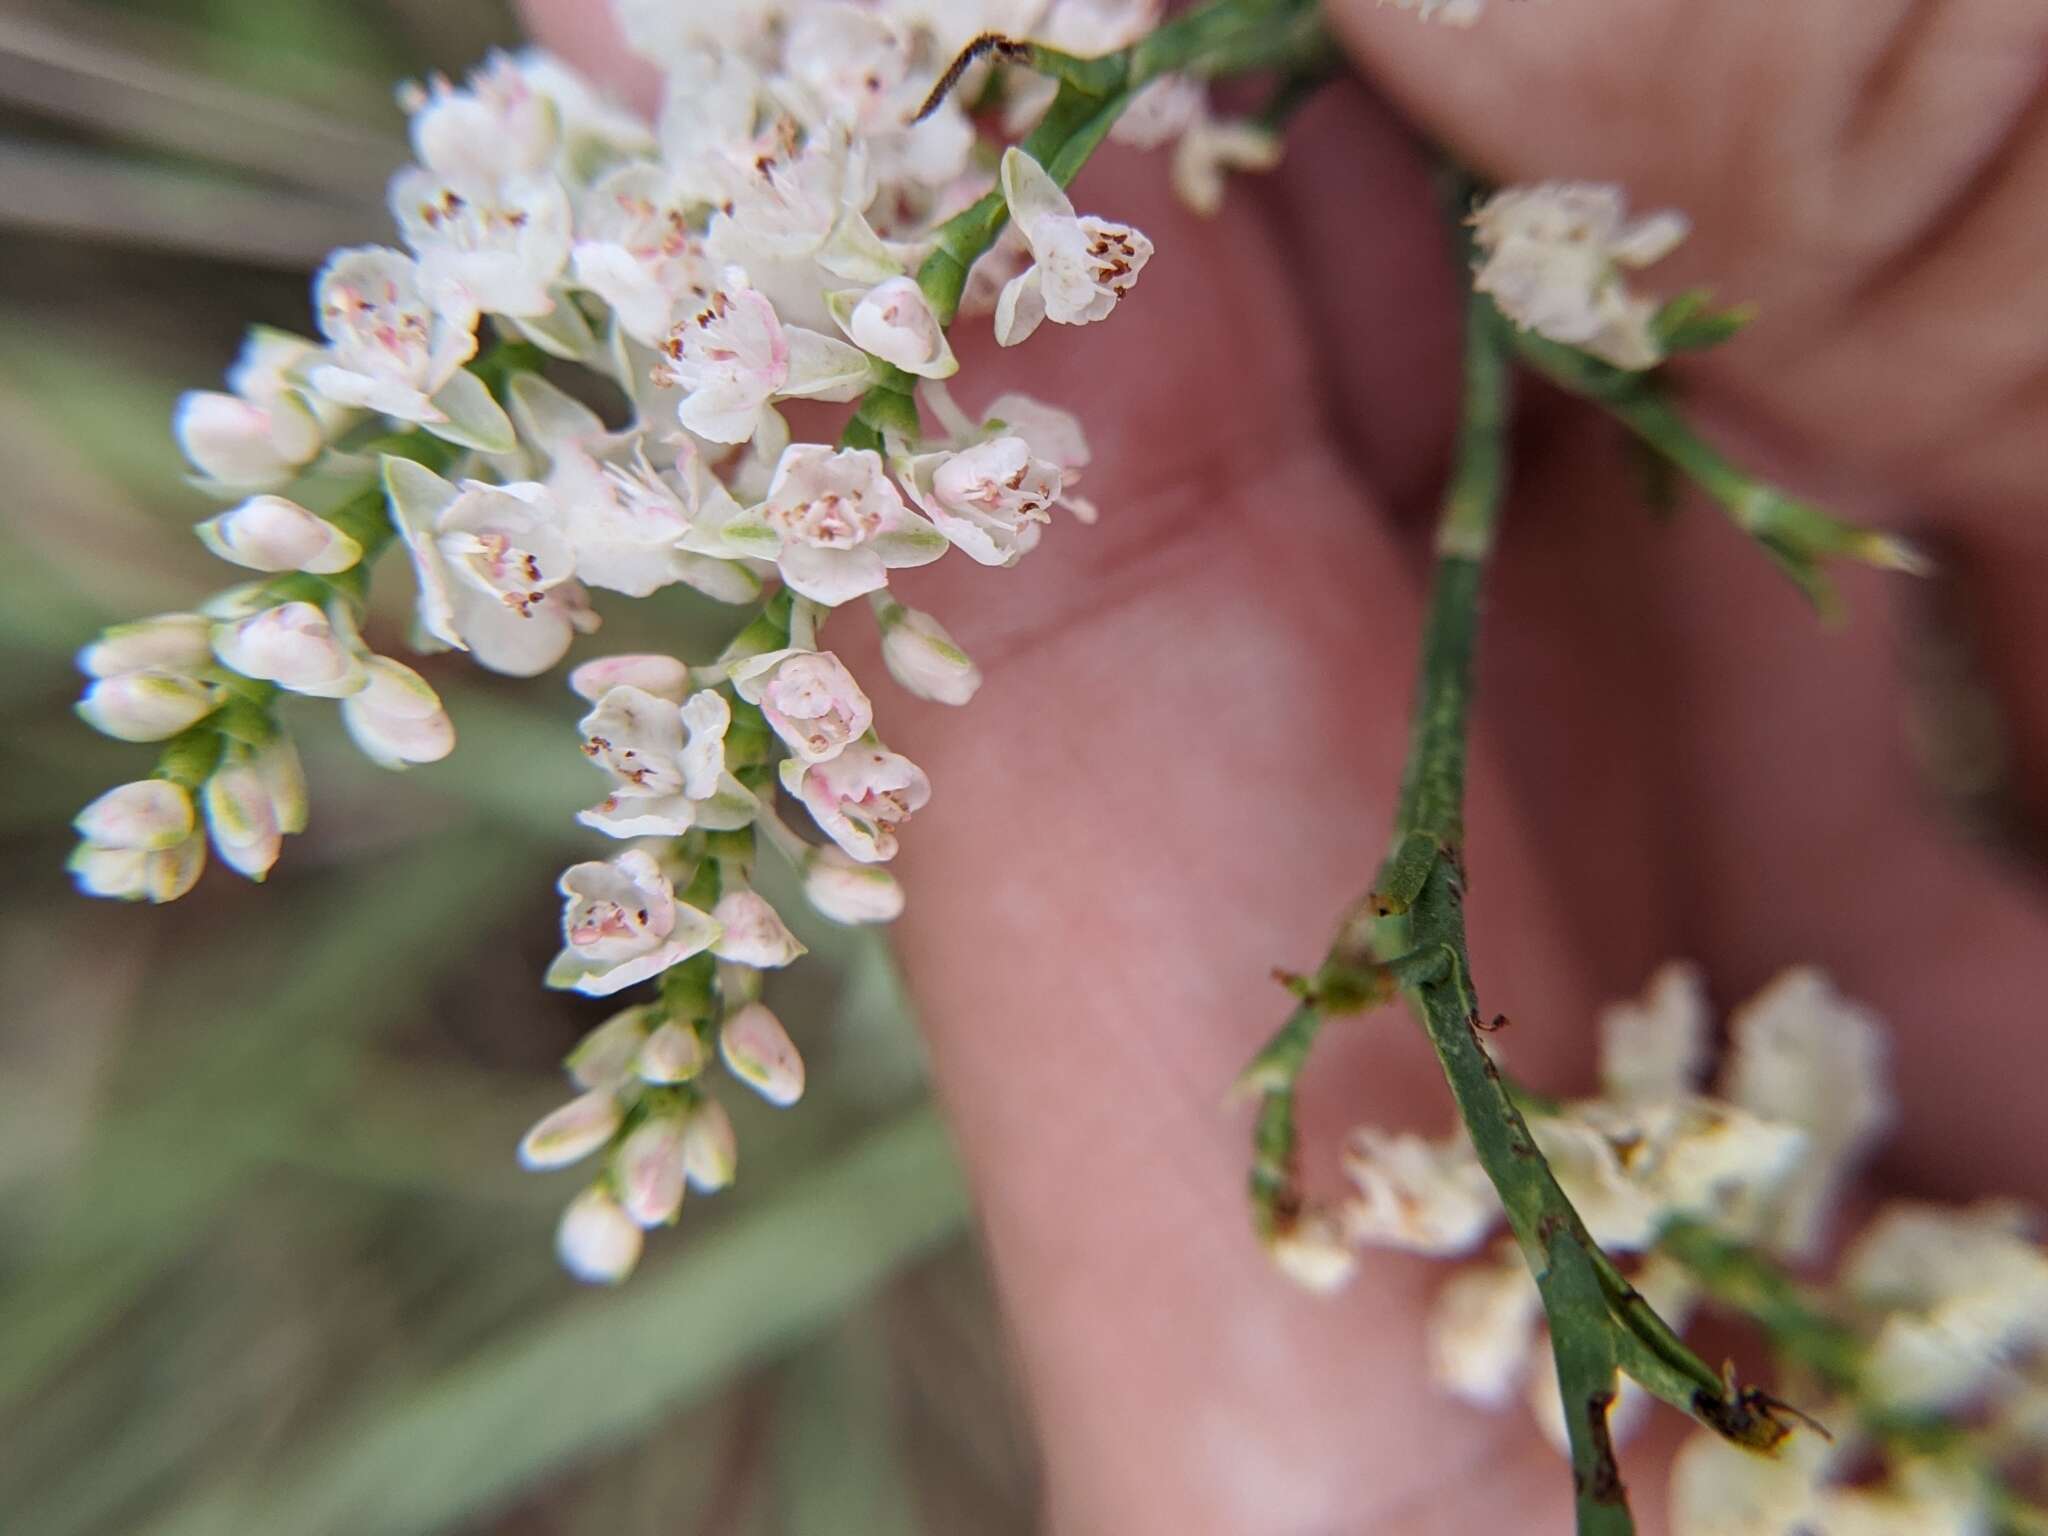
[1470,182,1690,370]
[1273,963,2048,1532]
[65,0,1290,1279]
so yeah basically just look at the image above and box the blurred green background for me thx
[0,3,1038,1531]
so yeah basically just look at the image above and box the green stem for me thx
[1504,325,1927,610]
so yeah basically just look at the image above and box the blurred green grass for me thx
[0,4,1037,1531]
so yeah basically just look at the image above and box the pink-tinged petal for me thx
[569,654,691,704]
[681,1099,738,1191]
[801,847,905,925]
[709,890,805,968]
[518,1086,623,1169]
[777,543,888,606]
[614,1114,689,1227]
[174,392,296,487]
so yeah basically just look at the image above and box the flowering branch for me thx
[1242,292,1810,1534]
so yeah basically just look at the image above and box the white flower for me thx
[196,494,361,574]
[556,1184,644,1283]
[1338,1129,1501,1254]
[571,163,716,344]
[709,890,805,968]
[576,685,750,838]
[656,271,871,445]
[1265,1210,1360,1294]
[545,847,723,996]
[614,1112,689,1226]
[76,670,217,742]
[1470,182,1689,371]
[1843,1201,2048,1413]
[994,147,1153,345]
[707,124,861,265]
[1722,968,1892,1258]
[801,846,905,924]
[719,1002,805,1106]
[1533,1099,1806,1252]
[780,743,931,863]
[781,4,912,134]
[1428,1247,1543,1407]
[518,1086,624,1169]
[80,612,214,679]
[211,601,366,698]
[403,51,560,186]
[876,600,981,705]
[390,168,572,321]
[637,1019,708,1084]
[1598,960,1708,1105]
[726,444,946,605]
[1172,115,1283,219]
[544,439,755,601]
[902,436,1062,567]
[341,656,456,769]
[387,463,596,678]
[727,648,872,763]
[174,328,331,490]
[68,780,206,903]
[682,1098,738,1191]
[311,247,478,421]
[830,275,956,377]
[570,653,691,704]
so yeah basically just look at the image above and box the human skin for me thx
[525,3,2048,1529]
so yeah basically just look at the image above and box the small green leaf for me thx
[1653,289,1755,354]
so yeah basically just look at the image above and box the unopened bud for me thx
[212,602,365,698]
[197,495,361,574]
[567,1004,657,1089]
[342,656,455,768]
[556,1185,643,1284]
[636,1019,707,1084]
[202,753,284,880]
[801,846,905,925]
[709,890,805,968]
[614,1113,688,1227]
[568,653,691,703]
[74,779,195,851]
[682,1098,738,1192]
[77,670,216,742]
[518,1087,623,1170]
[80,613,214,679]
[719,1003,804,1107]
[876,600,981,705]
[1265,1212,1359,1295]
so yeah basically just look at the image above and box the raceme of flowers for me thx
[1271,963,2048,1533]
[61,0,1333,1283]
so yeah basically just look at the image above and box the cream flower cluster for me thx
[1275,964,2048,1531]
[1470,181,1691,370]
[65,0,1298,1281]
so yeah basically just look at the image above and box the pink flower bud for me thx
[341,656,455,769]
[877,602,981,705]
[729,649,872,764]
[80,613,214,679]
[719,1002,804,1107]
[202,755,284,880]
[636,1020,707,1084]
[682,1099,738,1192]
[518,1087,624,1170]
[76,670,216,741]
[74,780,194,852]
[556,1185,644,1284]
[197,495,362,574]
[801,846,905,924]
[614,1113,688,1227]
[709,890,805,968]
[569,653,692,704]
[212,602,365,698]
[567,1004,657,1089]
